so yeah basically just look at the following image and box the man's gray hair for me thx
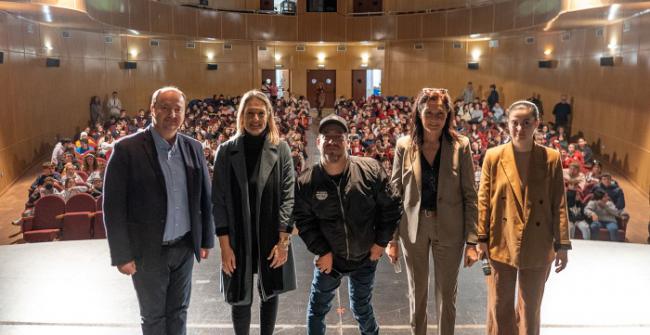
[150,86,187,107]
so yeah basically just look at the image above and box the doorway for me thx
[352,69,382,102]
[261,69,290,99]
[307,69,336,108]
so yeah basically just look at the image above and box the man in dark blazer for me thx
[104,86,215,335]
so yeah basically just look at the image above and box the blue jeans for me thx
[590,220,619,241]
[307,260,379,335]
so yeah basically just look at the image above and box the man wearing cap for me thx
[294,114,402,335]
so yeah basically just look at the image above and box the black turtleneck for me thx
[243,129,267,273]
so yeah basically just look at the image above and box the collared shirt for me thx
[150,126,191,242]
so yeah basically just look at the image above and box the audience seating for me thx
[574,214,629,242]
[21,195,65,242]
[60,193,97,240]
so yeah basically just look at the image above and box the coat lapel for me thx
[230,135,248,194]
[142,130,166,192]
[178,136,196,201]
[407,144,422,198]
[523,144,548,222]
[436,135,455,194]
[257,139,279,197]
[499,142,525,216]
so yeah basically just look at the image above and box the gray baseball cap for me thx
[318,114,348,133]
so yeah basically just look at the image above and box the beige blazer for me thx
[391,134,478,245]
[477,142,571,269]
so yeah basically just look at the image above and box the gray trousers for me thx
[132,237,194,335]
[399,211,465,335]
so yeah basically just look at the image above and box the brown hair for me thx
[409,88,458,148]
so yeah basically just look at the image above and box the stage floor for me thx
[0,239,649,335]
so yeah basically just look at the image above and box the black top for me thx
[243,130,266,273]
[420,147,442,211]
[553,102,571,122]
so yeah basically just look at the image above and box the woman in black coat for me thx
[212,89,296,335]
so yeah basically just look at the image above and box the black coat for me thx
[212,135,296,305]
[103,129,215,270]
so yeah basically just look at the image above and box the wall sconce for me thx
[274,53,281,62]
[129,48,139,58]
[544,48,552,56]
[471,48,481,61]
[206,52,215,61]
[361,52,369,64]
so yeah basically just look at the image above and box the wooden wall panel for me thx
[128,0,150,33]
[197,11,221,39]
[273,16,297,41]
[494,1,515,32]
[422,12,446,39]
[323,14,346,42]
[173,5,198,38]
[471,5,494,34]
[298,13,321,42]
[372,15,396,41]
[346,16,372,42]
[397,14,422,40]
[110,0,130,28]
[446,9,470,37]
[150,1,173,35]
[222,13,247,40]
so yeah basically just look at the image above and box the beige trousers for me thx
[399,211,465,335]
[486,260,551,335]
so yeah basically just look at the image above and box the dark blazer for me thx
[212,134,296,306]
[103,128,215,270]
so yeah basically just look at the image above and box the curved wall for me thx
[1,9,649,198]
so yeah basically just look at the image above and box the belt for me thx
[420,209,436,218]
[162,232,191,247]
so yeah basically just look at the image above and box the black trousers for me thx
[231,281,279,335]
[132,237,194,335]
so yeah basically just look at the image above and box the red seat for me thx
[574,215,629,242]
[93,211,106,239]
[96,195,103,211]
[61,212,93,240]
[65,193,96,213]
[21,195,65,242]
[77,171,88,182]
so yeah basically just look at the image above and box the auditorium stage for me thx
[0,239,648,335]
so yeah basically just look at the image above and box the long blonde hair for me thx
[236,89,280,145]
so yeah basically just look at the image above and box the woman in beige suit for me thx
[477,100,571,335]
[387,88,479,335]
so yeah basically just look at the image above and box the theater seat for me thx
[574,214,629,242]
[77,171,88,182]
[96,195,103,211]
[21,195,65,242]
[61,212,93,240]
[93,211,106,239]
[66,193,96,213]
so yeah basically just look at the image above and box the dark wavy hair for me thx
[409,89,458,148]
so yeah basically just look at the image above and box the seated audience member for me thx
[564,162,586,199]
[595,173,626,211]
[76,139,93,155]
[61,163,84,186]
[87,175,104,198]
[567,189,590,239]
[61,178,89,202]
[75,131,96,149]
[565,143,585,169]
[584,190,622,241]
[577,138,594,166]
[25,177,63,212]
[51,138,72,165]
[30,162,62,196]
[492,102,505,123]
[585,160,603,189]
[81,154,98,174]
